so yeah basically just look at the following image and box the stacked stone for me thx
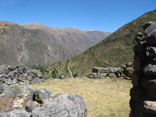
[121,62,134,79]
[0,64,49,90]
[89,67,123,78]
[89,62,134,79]
[130,22,156,117]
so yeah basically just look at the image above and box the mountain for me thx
[44,10,156,78]
[0,21,111,66]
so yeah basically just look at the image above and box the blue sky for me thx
[0,0,155,32]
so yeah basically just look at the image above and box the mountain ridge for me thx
[44,10,156,78]
[0,20,111,66]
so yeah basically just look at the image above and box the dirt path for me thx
[68,59,74,78]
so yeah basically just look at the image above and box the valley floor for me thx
[31,78,132,117]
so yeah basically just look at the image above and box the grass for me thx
[46,10,156,77]
[31,78,132,117]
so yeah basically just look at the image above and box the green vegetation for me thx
[41,10,156,77]
[31,78,132,117]
[33,60,70,78]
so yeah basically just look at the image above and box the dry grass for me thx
[31,78,132,117]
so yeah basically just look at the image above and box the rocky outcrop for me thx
[130,22,156,116]
[32,93,87,117]
[89,62,134,79]
[0,83,87,117]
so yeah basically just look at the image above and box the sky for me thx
[0,0,155,32]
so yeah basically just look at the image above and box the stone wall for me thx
[130,22,156,117]
[0,64,50,91]
[89,62,134,79]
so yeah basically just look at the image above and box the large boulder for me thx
[0,109,31,117]
[31,77,42,84]
[0,82,88,117]
[0,82,33,99]
[32,93,87,117]
[0,83,34,113]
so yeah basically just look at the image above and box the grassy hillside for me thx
[40,10,156,77]
[31,78,132,117]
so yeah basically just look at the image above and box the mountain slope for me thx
[0,21,110,66]
[46,10,156,78]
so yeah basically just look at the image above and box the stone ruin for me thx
[89,62,134,79]
[130,22,156,117]
[0,65,87,116]
[0,64,50,92]
[0,64,88,117]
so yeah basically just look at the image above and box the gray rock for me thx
[143,21,154,30]
[8,72,14,77]
[145,29,156,44]
[0,78,8,83]
[16,64,28,70]
[6,78,13,85]
[8,66,16,71]
[0,109,31,117]
[17,76,27,82]
[0,66,6,74]
[90,73,97,76]
[101,73,108,77]
[1,74,9,78]
[126,62,133,67]
[12,79,18,84]
[60,75,65,79]
[0,83,33,99]
[27,70,38,78]
[31,77,42,84]
[145,22,156,34]
[17,69,24,74]
[144,63,156,76]
[33,88,53,104]
[143,101,156,114]
[25,100,36,112]
[146,46,156,57]
[32,93,87,117]
[27,75,33,81]
[109,68,117,73]
[121,64,126,68]
[108,73,116,78]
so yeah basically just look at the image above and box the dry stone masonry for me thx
[0,64,49,90]
[89,62,134,79]
[130,22,156,117]
[0,64,87,117]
